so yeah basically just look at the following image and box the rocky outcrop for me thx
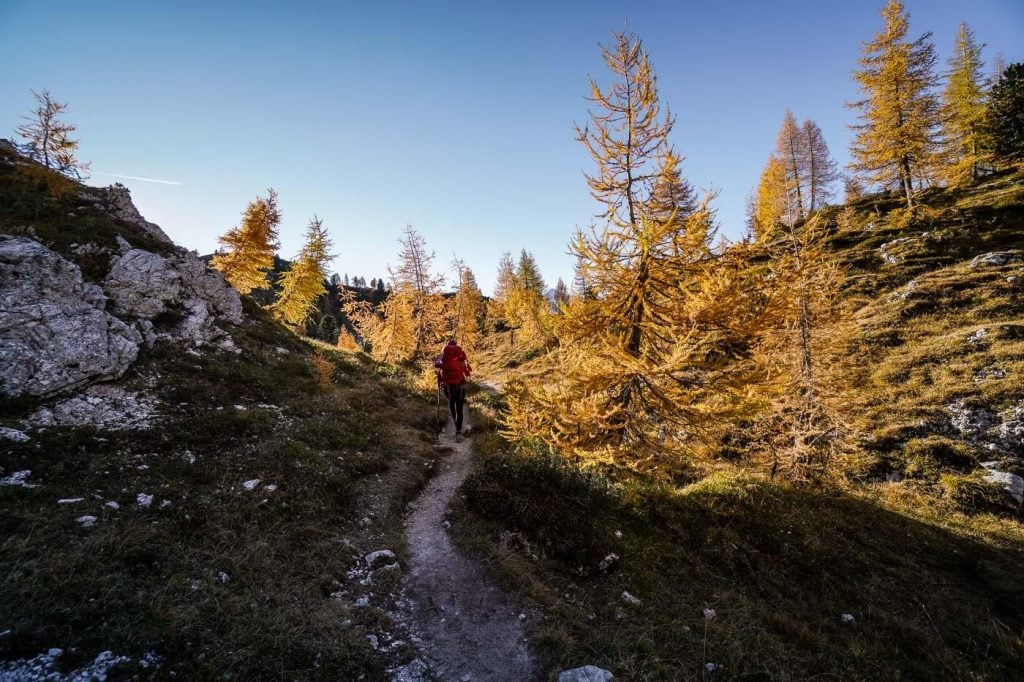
[0,236,141,398]
[29,385,156,431]
[93,183,173,245]
[103,247,242,347]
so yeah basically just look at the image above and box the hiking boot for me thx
[455,432,463,443]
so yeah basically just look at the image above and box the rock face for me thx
[30,385,157,431]
[0,236,141,398]
[104,247,242,347]
[95,183,173,245]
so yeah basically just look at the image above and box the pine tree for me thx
[986,63,1024,164]
[802,119,838,211]
[517,249,546,295]
[271,216,334,326]
[212,189,281,294]
[940,23,989,186]
[848,0,940,208]
[16,89,90,178]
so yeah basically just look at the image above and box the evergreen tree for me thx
[848,0,940,208]
[376,278,385,292]
[517,249,546,295]
[212,189,281,295]
[271,216,334,326]
[16,89,90,178]
[940,23,989,186]
[986,63,1024,164]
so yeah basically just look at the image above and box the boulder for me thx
[104,249,182,317]
[947,400,995,439]
[968,250,1022,269]
[983,470,1024,504]
[996,402,1024,455]
[0,236,141,398]
[558,665,614,682]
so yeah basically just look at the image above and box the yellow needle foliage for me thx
[848,0,940,208]
[504,31,781,474]
[212,189,281,295]
[750,216,854,481]
[271,216,334,327]
[450,262,485,352]
[940,23,990,187]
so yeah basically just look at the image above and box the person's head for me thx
[446,337,457,346]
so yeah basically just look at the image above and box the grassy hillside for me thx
[457,174,1024,680]
[0,148,437,677]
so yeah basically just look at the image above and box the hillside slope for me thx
[0,145,437,677]
[456,173,1024,680]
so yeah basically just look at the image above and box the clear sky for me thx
[2,1,1021,294]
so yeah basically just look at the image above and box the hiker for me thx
[438,338,472,440]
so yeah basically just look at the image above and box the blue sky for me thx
[2,1,1022,294]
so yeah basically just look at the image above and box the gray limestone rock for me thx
[96,183,173,244]
[104,249,183,318]
[558,665,615,682]
[0,236,141,398]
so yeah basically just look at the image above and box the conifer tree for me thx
[848,0,940,208]
[505,31,765,470]
[553,278,570,307]
[450,260,485,351]
[492,251,520,329]
[802,119,838,211]
[776,109,807,222]
[749,156,789,240]
[271,216,334,326]
[16,89,90,178]
[212,189,281,294]
[752,216,852,481]
[940,23,989,186]
[986,63,1024,164]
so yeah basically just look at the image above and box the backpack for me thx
[440,346,468,384]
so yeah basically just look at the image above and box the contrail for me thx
[92,171,182,186]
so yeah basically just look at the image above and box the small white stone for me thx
[242,479,260,491]
[77,515,98,527]
[136,493,154,508]
[355,597,370,607]
[264,483,277,492]
[614,530,623,539]
[621,590,641,606]
[105,501,120,510]
[703,608,717,621]
[217,571,231,584]
[841,613,855,624]
[57,497,85,504]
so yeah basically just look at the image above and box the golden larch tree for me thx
[749,155,789,241]
[776,109,807,222]
[16,89,90,178]
[752,216,852,481]
[505,32,772,473]
[212,189,281,294]
[940,22,989,186]
[802,119,838,212]
[450,259,485,352]
[271,216,334,326]
[848,0,940,208]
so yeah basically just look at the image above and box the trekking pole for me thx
[436,383,442,434]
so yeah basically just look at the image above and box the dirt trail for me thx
[399,416,537,681]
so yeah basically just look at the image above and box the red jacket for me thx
[439,343,471,385]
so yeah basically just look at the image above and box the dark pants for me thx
[447,383,465,432]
